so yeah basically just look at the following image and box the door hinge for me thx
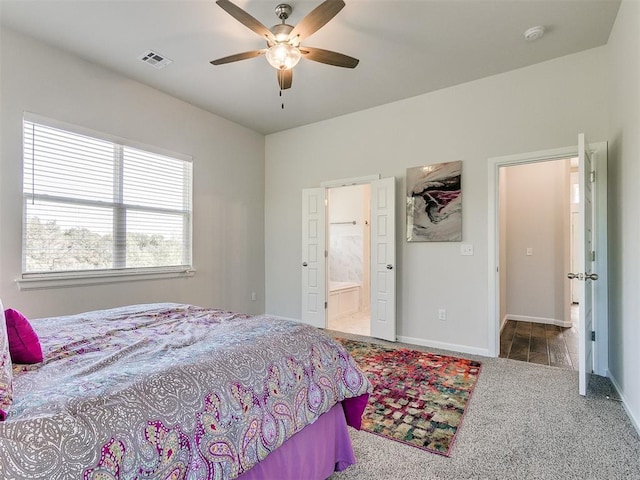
[324,250,328,258]
[591,251,596,262]
[324,301,327,309]
[590,171,596,183]
[591,331,596,341]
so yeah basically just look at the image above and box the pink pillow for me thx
[4,309,43,364]
[0,303,13,420]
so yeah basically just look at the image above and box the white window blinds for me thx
[22,117,193,275]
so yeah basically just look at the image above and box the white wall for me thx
[265,47,608,354]
[0,28,266,318]
[503,160,570,325]
[607,0,640,432]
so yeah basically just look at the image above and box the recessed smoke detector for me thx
[524,25,545,42]
[138,50,172,69]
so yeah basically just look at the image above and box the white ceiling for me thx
[0,0,621,134]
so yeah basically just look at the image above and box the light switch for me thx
[526,247,533,256]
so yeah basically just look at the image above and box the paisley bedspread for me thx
[0,303,371,479]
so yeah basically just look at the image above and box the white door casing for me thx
[488,141,608,389]
[301,188,326,328]
[370,177,397,341]
[592,143,608,377]
[302,176,396,338]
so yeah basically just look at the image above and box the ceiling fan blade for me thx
[288,0,345,43]
[277,69,293,90]
[300,46,359,68]
[210,50,266,65]
[216,0,275,42]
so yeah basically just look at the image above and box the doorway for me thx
[497,158,578,369]
[326,184,371,336]
[487,140,609,391]
[301,176,397,341]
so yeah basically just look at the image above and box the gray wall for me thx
[265,46,608,356]
[0,28,266,318]
[607,0,640,432]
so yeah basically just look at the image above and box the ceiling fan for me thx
[210,0,359,90]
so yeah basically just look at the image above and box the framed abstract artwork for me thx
[406,161,462,242]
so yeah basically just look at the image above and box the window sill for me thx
[16,267,195,291]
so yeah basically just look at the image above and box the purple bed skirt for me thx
[238,394,368,480]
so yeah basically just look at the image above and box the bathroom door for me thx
[370,177,396,341]
[301,188,326,328]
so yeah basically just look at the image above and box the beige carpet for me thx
[328,332,640,480]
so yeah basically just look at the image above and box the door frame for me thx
[325,182,372,328]
[487,143,608,376]
[320,175,381,332]
[317,174,397,341]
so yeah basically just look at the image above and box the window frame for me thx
[17,113,195,291]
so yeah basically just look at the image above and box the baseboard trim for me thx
[506,314,572,328]
[500,315,509,333]
[396,335,489,357]
[608,371,640,436]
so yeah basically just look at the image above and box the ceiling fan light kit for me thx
[211,0,359,91]
[266,43,302,70]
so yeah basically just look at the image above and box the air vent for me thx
[138,50,172,69]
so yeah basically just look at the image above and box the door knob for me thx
[568,272,597,280]
[386,264,393,270]
[302,262,308,267]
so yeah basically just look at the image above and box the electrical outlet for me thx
[438,308,447,321]
[251,292,257,301]
[460,244,474,256]
[526,247,533,256]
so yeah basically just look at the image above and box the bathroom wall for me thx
[328,185,366,285]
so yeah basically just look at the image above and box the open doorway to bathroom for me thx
[326,184,371,336]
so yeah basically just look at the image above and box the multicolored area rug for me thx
[336,338,481,456]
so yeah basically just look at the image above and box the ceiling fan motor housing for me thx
[275,4,292,21]
[270,23,295,44]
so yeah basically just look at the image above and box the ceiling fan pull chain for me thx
[280,89,285,109]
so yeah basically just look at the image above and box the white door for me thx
[575,133,597,396]
[301,188,326,328]
[370,177,396,341]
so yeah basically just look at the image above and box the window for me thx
[21,115,192,283]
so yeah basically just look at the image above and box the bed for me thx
[0,302,371,479]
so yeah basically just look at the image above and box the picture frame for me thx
[406,161,462,242]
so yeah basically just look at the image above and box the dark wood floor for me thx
[499,319,578,370]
